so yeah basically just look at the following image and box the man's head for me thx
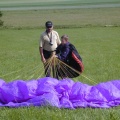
[45,21,53,33]
[61,35,69,45]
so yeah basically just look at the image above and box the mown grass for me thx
[0,1,120,119]
[1,7,120,28]
[0,14,120,120]
[0,27,120,84]
[0,106,120,120]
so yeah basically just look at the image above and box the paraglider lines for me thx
[43,56,97,84]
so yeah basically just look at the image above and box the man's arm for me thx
[57,46,70,61]
[39,34,46,63]
[55,32,61,45]
[39,47,46,63]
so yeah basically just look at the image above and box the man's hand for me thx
[41,57,46,63]
[39,47,46,63]
[53,55,58,58]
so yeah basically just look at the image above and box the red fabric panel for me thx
[72,52,84,73]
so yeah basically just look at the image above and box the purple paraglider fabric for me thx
[0,77,120,108]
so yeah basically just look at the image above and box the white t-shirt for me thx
[40,30,61,51]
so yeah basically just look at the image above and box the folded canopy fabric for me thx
[0,77,120,108]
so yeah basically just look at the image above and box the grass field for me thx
[0,27,120,119]
[0,0,120,119]
[0,27,120,84]
[0,0,120,11]
[1,8,120,28]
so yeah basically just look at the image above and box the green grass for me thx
[1,8,120,28]
[0,13,120,120]
[0,106,120,120]
[0,27,120,84]
[0,25,120,120]
[0,1,120,119]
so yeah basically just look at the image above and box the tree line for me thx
[0,11,4,27]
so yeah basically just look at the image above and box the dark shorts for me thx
[43,49,54,77]
[43,49,53,59]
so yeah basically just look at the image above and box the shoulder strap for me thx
[69,43,76,51]
[69,43,82,61]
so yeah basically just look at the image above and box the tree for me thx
[0,11,4,27]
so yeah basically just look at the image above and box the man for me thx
[39,21,61,76]
[56,35,84,78]
[56,35,70,62]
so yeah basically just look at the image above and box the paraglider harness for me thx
[65,43,84,77]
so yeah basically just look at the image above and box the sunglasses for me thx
[46,26,52,28]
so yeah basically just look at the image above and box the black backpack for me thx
[65,44,84,78]
[56,43,84,78]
